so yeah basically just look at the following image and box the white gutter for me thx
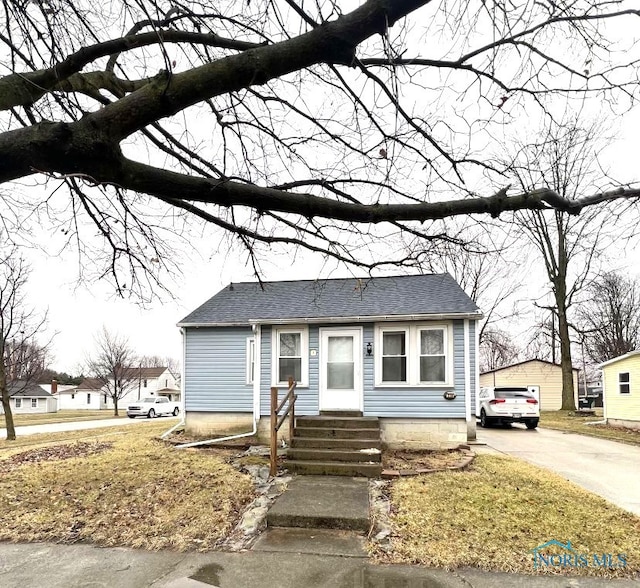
[464,319,472,434]
[177,311,483,328]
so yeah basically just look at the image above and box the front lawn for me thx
[0,422,254,551]
[540,411,640,446]
[378,454,640,578]
[0,410,125,428]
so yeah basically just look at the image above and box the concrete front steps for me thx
[286,413,382,477]
[255,475,370,557]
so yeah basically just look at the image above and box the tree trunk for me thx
[557,299,576,411]
[0,379,16,441]
[113,396,119,417]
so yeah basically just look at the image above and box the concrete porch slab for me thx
[266,476,370,532]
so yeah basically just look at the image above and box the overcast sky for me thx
[14,11,640,376]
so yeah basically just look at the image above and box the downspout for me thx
[161,327,187,439]
[173,323,260,449]
[464,319,474,441]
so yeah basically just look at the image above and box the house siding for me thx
[186,319,472,421]
[59,390,103,410]
[364,320,466,418]
[469,320,477,412]
[185,326,253,412]
[603,355,640,424]
[260,324,320,416]
[480,360,578,411]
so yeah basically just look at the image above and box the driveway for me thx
[0,416,177,439]
[476,424,640,516]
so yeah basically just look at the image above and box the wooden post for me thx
[270,386,278,477]
[288,376,295,442]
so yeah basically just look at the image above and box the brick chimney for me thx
[51,379,58,394]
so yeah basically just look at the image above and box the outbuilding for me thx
[600,351,640,430]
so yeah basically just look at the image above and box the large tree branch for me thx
[83,0,432,140]
[0,30,265,111]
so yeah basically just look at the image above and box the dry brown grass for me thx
[383,449,467,470]
[379,454,640,578]
[0,410,125,427]
[0,422,254,551]
[541,411,640,446]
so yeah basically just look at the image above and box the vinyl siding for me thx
[259,325,319,416]
[184,326,253,412]
[364,320,466,418]
[186,319,474,419]
[603,355,640,422]
[480,360,578,411]
[469,320,477,411]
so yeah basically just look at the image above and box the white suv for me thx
[477,387,539,429]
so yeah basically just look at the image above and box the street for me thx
[476,424,640,516]
[0,415,178,439]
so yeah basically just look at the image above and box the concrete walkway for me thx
[256,475,370,556]
[0,542,637,587]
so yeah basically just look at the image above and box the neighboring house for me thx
[63,369,180,411]
[103,367,180,409]
[600,351,640,430]
[0,382,57,414]
[480,359,579,411]
[178,274,482,448]
[66,378,107,410]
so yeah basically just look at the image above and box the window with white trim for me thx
[14,397,22,408]
[619,372,630,394]
[273,327,308,386]
[375,323,452,386]
[418,328,446,383]
[31,398,38,408]
[246,337,256,385]
[381,330,408,383]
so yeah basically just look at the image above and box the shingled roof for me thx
[8,382,54,398]
[178,273,481,326]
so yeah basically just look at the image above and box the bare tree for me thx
[87,327,138,416]
[138,355,180,376]
[0,252,48,440]
[578,271,640,363]
[0,1,639,293]
[524,315,558,363]
[507,120,617,410]
[480,329,520,372]
[421,231,524,343]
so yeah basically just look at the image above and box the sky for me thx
[10,3,640,375]
[22,105,640,376]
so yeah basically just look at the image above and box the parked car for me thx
[127,397,180,418]
[476,386,539,429]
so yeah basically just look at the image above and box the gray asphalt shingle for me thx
[178,273,481,326]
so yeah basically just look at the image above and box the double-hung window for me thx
[15,398,22,408]
[376,323,451,386]
[31,398,38,408]
[418,328,446,383]
[273,327,308,386]
[381,330,408,383]
[619,372,630,394]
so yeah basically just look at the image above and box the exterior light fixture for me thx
[366,342,373,356]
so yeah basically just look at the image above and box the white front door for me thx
[319,328,363,411]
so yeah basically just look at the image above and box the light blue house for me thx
[177,274,482,448]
